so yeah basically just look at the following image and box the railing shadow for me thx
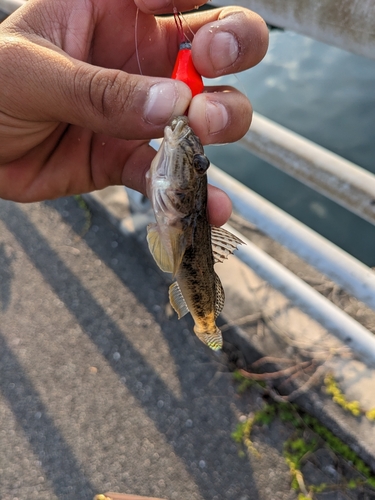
[0,332,97,498]
[0,242,15,311]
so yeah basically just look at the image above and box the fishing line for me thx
[134,7,143,75]
[173,7,187,44]
[178,10,197,42]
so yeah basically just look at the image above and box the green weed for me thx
[74,195,92,235]
[324,373,375,421]
[232,369,375,498]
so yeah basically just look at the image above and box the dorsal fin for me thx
[211,226,244,264]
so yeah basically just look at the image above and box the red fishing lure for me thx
[170,10,204,97]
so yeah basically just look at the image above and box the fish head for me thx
[163,116,210,187]
[146,116,210,222]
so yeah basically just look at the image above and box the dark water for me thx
[205,30,375,267]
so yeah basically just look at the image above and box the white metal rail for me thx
[240,113,375,227]
[225,222,375,365]
[212,0,375,61]
[0,0,24,14]
[208,165,375,313]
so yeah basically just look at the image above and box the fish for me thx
[145,116,243,350]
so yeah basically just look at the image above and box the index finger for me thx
[140,4,269,79]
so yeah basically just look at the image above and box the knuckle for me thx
[75,68,135,124]
[0,36,40,113]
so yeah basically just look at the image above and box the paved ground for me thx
[0,197,298,500]
[2,191,375,500]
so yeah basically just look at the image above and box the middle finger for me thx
[188,85,252,145]
[159,7,269,78]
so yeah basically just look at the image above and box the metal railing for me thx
[3,0,375,363]
[212,0,375,61]
[224,221,375,365]
[208,165,375,313]
[239,112,375,227]
[0,0,24,15]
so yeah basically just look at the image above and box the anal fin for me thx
[214,272,225,319]
[169,281,189,319]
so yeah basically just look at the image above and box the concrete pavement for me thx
[0,197,296,500]
[1,188,375,500]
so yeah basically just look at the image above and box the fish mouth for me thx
[170,115,189,132]
[165,116,191,147]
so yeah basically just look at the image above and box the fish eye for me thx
[193,154,210,175]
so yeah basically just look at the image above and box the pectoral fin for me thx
[147,223,173,273]
[214,272,225,319]
[169,229,186,275]
[147,224,186,275]
[169,281,189,319]
[211,226,244,264]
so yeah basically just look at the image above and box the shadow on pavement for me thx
[0,242,15,312]
[0,332,97,498]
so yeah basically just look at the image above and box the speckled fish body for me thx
[146,116,242,350]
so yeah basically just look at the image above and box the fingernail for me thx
[144,82,190,125]
[206,100,229,134]
[209,31,239,71]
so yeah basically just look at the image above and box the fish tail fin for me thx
[194,325,223,351]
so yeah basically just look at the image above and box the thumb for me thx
[1,37,192,139]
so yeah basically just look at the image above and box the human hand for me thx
[0,0,268,225]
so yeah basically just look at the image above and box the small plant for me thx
[232,415,260,458]
[232,369,266,392]
[232,370,257,393]
[324,374,361,416]
[324,373,375,422]
[283,435,318,496]
[231,399,281,459]
[366,408,375,421]
[74,194,92,235]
